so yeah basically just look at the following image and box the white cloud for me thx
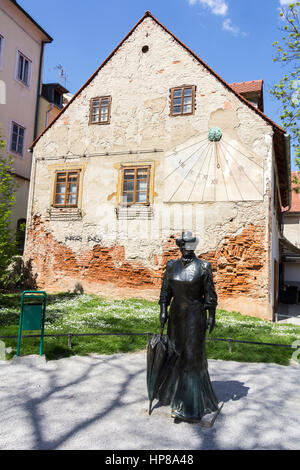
[222,18,240,35]
[189,0,228,16]
[188,0,244,37]
[279,0,292,5]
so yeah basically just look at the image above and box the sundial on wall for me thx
[164,128,264,203]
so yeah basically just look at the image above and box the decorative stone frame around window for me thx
[170,85,196,117]
[47,162,87,221]
[113,161,157,220]
[89,96,111,125]
[121,165,151,206]
[53,170,80,208]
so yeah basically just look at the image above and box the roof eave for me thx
[10,0,53,43]
[275,131,290,208]
[279,233,300,256]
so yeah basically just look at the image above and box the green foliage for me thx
[270,2,300,168]
[0,130,17,288]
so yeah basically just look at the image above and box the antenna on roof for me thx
[53,64,69,88]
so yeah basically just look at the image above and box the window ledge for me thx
[9,150,24,159]
[14,77,30,89]
[47,207,82,221]
[115,205,153,220]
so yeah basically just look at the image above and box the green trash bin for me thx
[17,291,47,356]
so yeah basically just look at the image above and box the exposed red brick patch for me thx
[200,224,266,300]
[25,216,162,290]
[25,219,267,303]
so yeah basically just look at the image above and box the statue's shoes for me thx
[171,410,201,423]
[171,410,189,420]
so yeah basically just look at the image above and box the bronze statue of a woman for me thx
[158,231,219,422]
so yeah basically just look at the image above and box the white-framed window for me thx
[16,51,31,86]
[10,122,26,156]
[0,35,4,69]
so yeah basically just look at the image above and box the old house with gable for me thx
[25,11,291,321]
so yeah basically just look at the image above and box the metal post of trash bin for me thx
[16,291,47,356]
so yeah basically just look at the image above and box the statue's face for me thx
[180,245,194,258]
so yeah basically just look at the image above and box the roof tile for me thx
[230,80,263,95]
[289,172,300,212]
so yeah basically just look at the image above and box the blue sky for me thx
[19,0,296,167]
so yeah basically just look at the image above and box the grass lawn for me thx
[0,292,299,365]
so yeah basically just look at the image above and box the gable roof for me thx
[29,10,286,150]
[28,10,290,206]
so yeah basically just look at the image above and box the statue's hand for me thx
[207,316,215,334]
[160,304,168,329]
[206,307,216,334]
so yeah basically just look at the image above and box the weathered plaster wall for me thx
[25,17,274,320]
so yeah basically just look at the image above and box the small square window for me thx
[16,52,31,86]
[170,86,195,116]
[89,96,111,124]
[10,122,25,156]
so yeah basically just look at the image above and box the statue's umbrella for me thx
[146,330,179,415]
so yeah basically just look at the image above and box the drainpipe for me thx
[23,146,36,255]
[33,41,45,140]
[279,134,291,302]
[284,133,292,211]
[280,133,291,236]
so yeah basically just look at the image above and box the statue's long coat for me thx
[158,257,219,420]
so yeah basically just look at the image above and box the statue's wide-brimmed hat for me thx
[176,231,199,250]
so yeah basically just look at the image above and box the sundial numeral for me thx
[211,179,217,185]
[202,174,208,180]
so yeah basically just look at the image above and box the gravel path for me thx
[0,352,299,450]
